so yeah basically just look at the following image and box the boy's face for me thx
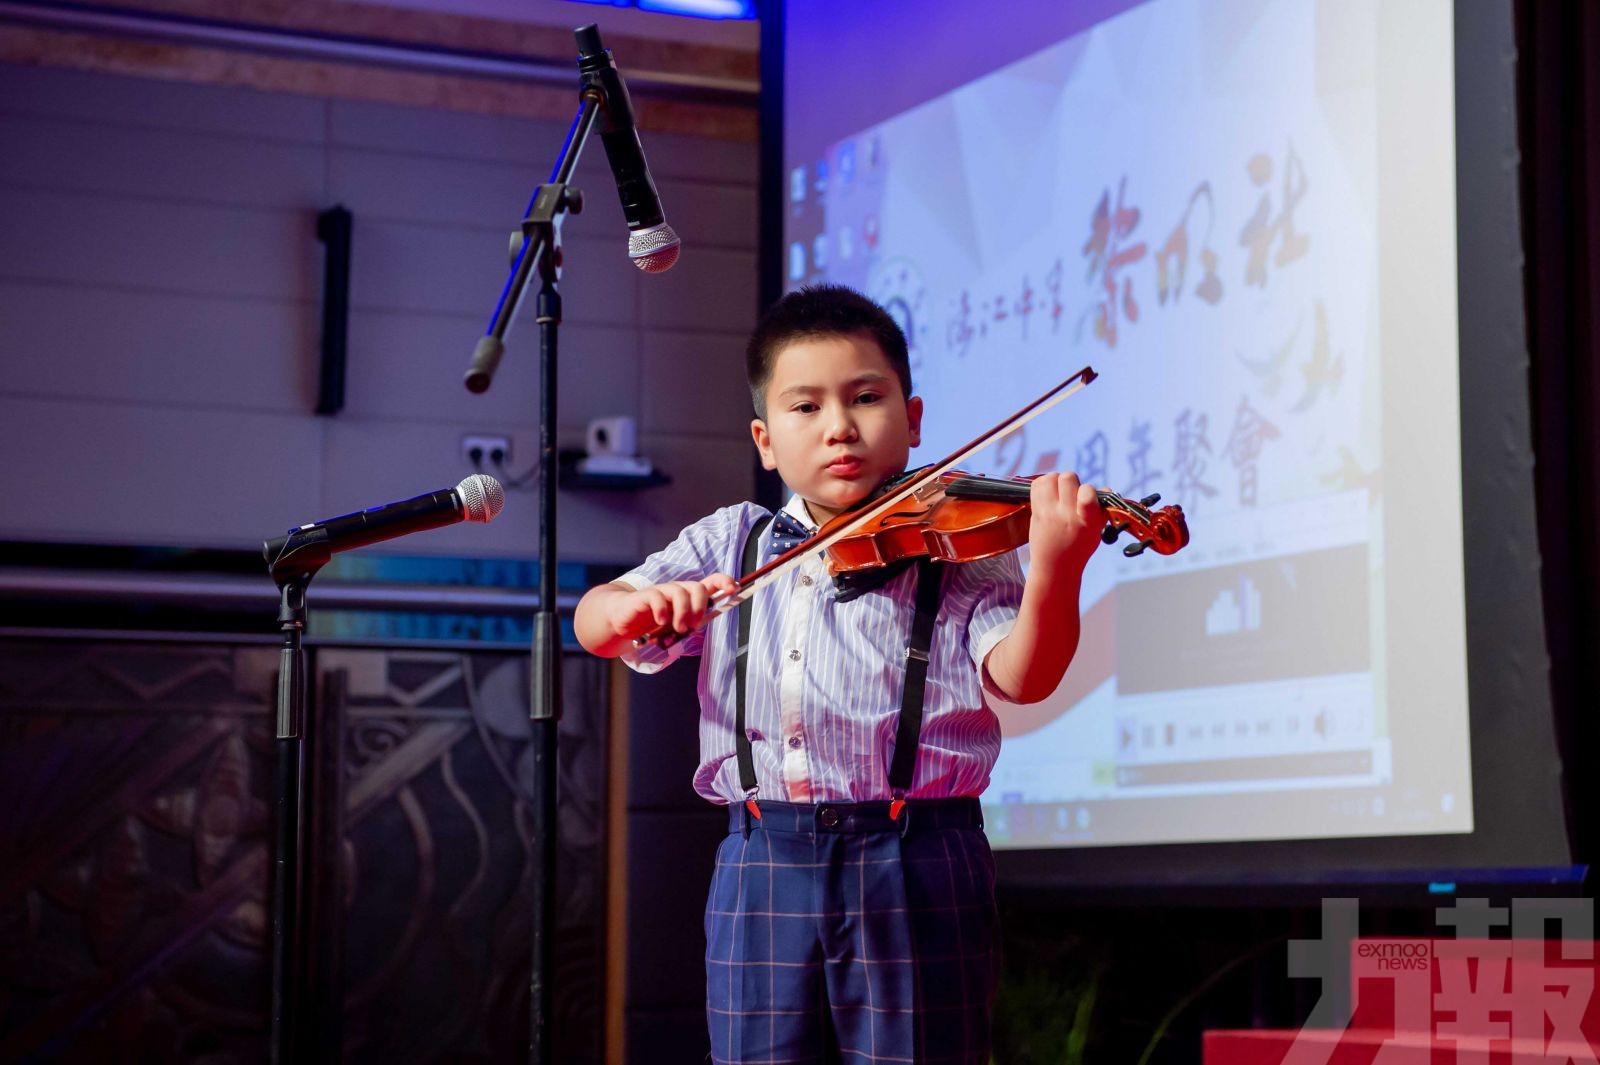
[750,332,923,522]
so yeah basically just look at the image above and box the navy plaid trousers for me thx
[705,799,1000,1064]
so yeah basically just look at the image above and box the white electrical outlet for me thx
[461,434,511,468]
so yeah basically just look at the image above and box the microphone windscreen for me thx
[628,223,681,273]
[456,475,505,523]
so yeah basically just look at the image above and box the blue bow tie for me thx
[767,509,812,556]
[767,506,916,602]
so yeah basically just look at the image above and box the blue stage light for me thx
[568,0,755,19]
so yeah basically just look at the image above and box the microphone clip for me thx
[517,183,585,282]
[267,526,332,588]
[575,25,635,134]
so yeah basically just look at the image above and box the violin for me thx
[823,470,1188,574]
[634,366,1189,649]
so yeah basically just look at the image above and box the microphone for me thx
[264,475,504,568]
[575,24,681,273]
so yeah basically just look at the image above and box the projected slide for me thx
[785,0,1474,849]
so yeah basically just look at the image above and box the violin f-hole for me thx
[878,505,934,526]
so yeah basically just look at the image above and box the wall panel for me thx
[0,62,757,562]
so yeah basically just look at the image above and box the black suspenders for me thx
[733,515,771,809]
[734,513,942,820]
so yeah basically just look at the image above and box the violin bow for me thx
[636,365,1098,649]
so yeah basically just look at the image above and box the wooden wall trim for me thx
[0,0,758,140]
[605,659,630,1065]
[80,0,758,83]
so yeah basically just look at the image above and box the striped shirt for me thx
[619,494,1025,805]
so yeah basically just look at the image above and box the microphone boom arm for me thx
[463,98,598,394]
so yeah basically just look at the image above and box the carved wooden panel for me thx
[0,638,607,1064]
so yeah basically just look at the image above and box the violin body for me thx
[824,474,1028,573]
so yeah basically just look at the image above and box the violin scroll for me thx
[1097,490,1189,558]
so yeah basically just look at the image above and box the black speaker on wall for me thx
[315,206,353,416]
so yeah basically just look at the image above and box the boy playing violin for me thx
[574,284,1105,1065]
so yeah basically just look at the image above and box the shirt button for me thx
[800,574,814,586]
[787,734,803,749]
[788,649,801,662]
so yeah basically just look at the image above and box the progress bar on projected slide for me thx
[1114,748,1373,787]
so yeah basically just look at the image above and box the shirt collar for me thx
[781,492,818,532]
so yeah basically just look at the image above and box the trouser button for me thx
[819,806,840,828]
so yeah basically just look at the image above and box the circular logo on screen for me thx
[868,258,930,371]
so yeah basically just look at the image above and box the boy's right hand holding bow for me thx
[575,574,739,657]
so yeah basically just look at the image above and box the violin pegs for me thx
[1101,521,1129,545]
[1139,493,1161,508]
[1123,538,1155,558]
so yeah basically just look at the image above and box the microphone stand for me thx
[265,533,332,1065]
[461,25,618,1065]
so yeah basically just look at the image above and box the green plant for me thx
[990,949,1103,1064]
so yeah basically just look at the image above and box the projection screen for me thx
[767,0,1570,884]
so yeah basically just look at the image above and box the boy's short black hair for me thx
[746,284,912,417]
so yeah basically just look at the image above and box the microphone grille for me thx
[456,474,505,523]
[628,222,681,273]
